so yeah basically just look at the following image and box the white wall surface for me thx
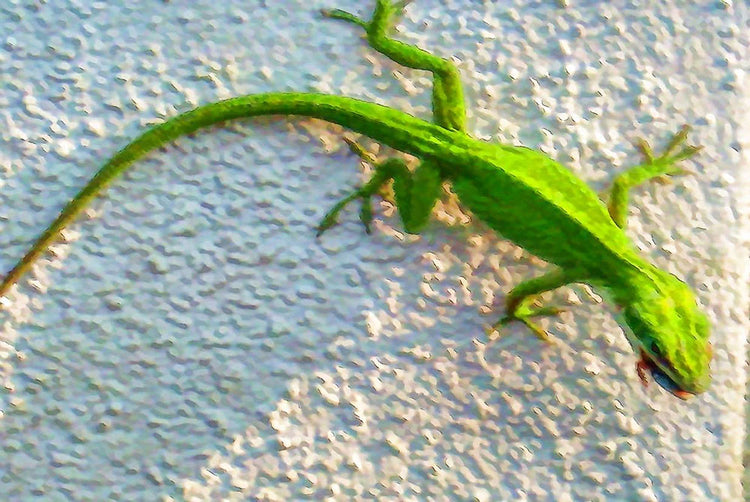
[0,1,746,500]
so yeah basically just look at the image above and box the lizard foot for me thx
[316,138,384,236]
[321,1,413,31]
[635,125,702,180]
[491,305,566,342]
[316,187,376,236]
[320,8,368,29]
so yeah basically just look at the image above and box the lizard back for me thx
[446,139,645,282]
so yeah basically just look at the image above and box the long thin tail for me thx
[0,92,451,297]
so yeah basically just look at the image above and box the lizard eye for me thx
[648,340,676,371]
[649,340,662,359]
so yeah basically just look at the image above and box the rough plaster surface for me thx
[0,1,747,500]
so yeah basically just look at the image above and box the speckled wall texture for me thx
[0,1,747,500]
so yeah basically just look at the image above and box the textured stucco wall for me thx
[0,1,747,500]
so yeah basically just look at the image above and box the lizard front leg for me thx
[323,0,466,131]
[496,268,580,341]
[607,125,702,229]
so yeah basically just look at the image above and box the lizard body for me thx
[0,1,711,397]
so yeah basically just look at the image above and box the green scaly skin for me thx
[0,1,711,398]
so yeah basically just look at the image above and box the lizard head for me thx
[619,271,712,399]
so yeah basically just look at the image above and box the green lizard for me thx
[0,1,711,398]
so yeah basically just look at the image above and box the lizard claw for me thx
[663,124,691,156]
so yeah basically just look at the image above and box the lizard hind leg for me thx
[316,138,442,236]
[322,1,466,131]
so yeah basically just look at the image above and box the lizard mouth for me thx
[637,350,694,400]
